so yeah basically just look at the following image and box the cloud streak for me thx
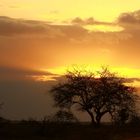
[0,66,56,81]
[0,16,52,36]
[71,17,114,26]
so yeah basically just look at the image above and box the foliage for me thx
[129,113,140,126]
[51,66,138,125]
[112,108,130,126]
[51,110,79,123]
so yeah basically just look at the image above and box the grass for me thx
[0,121,140,140]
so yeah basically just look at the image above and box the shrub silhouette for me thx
[51,110,78,123]
[129,113,140,126]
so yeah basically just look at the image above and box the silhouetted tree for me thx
[51,66,138,126]
[51,110,78,123]
[92,67,138,125]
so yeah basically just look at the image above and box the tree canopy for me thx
[51,66,138,125]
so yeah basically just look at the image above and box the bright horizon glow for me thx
[45,65,140,77]
[37,65,140,86]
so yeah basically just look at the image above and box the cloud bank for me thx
[1,10,140,120]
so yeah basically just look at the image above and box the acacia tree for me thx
[50,67,138,125]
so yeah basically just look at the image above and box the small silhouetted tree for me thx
[51,110,78,123]
[51,66,138,126]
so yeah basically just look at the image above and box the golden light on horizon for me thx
[31,75,58,81]
[31,65,140,88]
[84,25,124,32]
[37,65,140,82]
[46,66,140,77]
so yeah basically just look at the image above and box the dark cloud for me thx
[118,10,140,24]
[71,17,113,26]
[0,66,56,81]
[0,66,59,120]
[0,16,53,36]
[0,77,89,121]
[0,16,88,38]
[52,24,88,40]
[0,79,57,120]
[117,10,140,30]
[71,17,95,25]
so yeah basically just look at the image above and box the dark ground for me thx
[0,121,140,140]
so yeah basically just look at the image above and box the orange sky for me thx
[1,0,140,120]
[0,1,140,75]
[1,13,140,80]
[0,1,140,89]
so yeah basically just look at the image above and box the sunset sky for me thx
[0,0,140,120]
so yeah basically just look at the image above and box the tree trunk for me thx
[86,110,96,125]
[96,115,101,126]
[95,110,109,126]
